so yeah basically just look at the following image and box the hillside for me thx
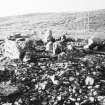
[1,9,105,105]
[0,9,105,39]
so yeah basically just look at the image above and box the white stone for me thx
[2,103,12,105]
[89,97,95,102]
[85,76,94,86]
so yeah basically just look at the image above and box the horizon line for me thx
[0,8,104,18]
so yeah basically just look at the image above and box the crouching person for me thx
[19,39,39,63]
[58,52,66,62]
[45,41,53,53]
[53,41,63,56]
[52,35,67,56]
[22,51,38,64]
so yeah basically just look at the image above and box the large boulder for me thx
[4,39,20,59]
[0,82,19,96]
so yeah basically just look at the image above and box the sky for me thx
[0,0,104,17]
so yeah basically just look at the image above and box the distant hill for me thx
[0,9,105,39]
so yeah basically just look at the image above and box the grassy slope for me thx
[0,9,105,39]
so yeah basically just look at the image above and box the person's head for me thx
[61,35,66,42]
[23,51,31,62]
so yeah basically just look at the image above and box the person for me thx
[53,41,62,55]
[52,35,67,55]
[45,41,53,52]
[60,35,66,42]
[43,29,55,44]
[44,29,55,52]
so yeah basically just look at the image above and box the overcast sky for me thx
[0,0,104,17]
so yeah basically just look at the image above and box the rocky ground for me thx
[0,9,105,105]
[0,41,105,105]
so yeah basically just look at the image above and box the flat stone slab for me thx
[0,82,19,96]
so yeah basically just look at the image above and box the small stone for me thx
[69,77,75,81]
[0,66,5,71]
[14,102,19,105]
[89,97,95,102]
[75,102,80,105]
[93,91,97,96]
[31,79,36,82]
[85,76,94,86]
[57,95,61,101]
